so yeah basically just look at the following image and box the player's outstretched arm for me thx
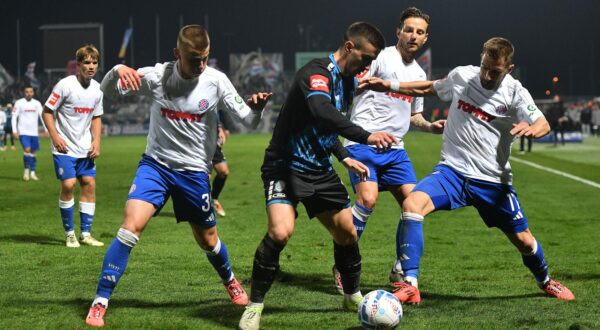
[100,64,146,97]
[358,77,437,97]
[510,117,551,138]
[410,113,445,134]
[42,107,68,153]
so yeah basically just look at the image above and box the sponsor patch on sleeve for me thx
[309,75,329,93]
[48,92,60,106]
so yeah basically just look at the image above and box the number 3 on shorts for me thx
[202,193,211,212]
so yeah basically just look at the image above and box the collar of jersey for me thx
[328,54,341,76]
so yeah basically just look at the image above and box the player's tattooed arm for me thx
[410,113,445,134]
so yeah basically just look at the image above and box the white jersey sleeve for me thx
[100,64,155,98]
[433,68,459,102]
[511,83,544,123]
[216,73,262,128]
[45,79,67,111]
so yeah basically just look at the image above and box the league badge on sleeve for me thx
[309,75,329,93]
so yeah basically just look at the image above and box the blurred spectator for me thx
[518,135,532,155]
[580,101,592,137]
[3,103,16,150]
[592,101,600,137]
[546,95,567,146]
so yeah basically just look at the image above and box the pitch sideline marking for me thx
[511,157,600,189]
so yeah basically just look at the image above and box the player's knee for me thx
[268,229,292,246]
[357,194,377,209]
[61,180,77,193]
[402,194,424,214]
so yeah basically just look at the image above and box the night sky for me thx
[2,0,599,97]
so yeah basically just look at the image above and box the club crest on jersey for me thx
[496,105,507,115]
[309,75,329,93]
[198,99,210,111]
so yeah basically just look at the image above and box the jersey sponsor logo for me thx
[74,107,94,114]
[23,108,38,112]
[309,75,329,93]
[48,92,60,106]
[457,99,496,122]
[385,91,413,103]
[198,99,210,111]
[160,107,204,123]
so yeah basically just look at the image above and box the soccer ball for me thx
[357,290,403,329]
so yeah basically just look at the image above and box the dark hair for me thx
[23,85,33,91]
[482,37,515,65]
[343,22,385,51]
[177,25,210,50]
[399,7,430,32]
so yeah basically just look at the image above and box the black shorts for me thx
[212,146,226,165]
[261,162,351,218]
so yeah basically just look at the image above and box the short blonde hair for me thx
[76,45,100,63]
[482,37,514,65]
[177,25,210,50]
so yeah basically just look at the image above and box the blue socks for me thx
[204,239,234,283]
[96,228,139,299]
[23,153,36,171]
[397,212,424,279]
[351,202,373,239]
[521,240,549,283]
[59,199,75,233]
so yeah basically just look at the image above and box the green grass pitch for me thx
[0,133,599,329]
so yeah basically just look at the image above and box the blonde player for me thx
[12,86,44,180]
[42,45,104,248]
[85,25,271,327]
[360,37,575,302]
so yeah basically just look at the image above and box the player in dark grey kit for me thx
[239,22,397,330]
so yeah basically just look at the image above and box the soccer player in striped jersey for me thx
[42,45,105,248]
[359,37,575,302]
[239,22,397,330]
[12,86,44,181]
[85,25,271,327]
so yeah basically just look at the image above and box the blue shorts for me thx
[128,155,216,227]
[19,135,40,152]
[414,164,529,233]
[346,144,417,191]
[53,154,96,180]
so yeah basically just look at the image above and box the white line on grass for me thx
[511,157,600,189]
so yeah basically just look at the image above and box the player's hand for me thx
[88,140,101,159]
[117,66,144,91]
[357,77,391,93]
[510,121,535,137]
[367,132,397,150]
[429,119,446,134]
[12,132,19,140]
[51,135,68,154]
[217,127,228,147]
[342,157,370,182]
[247,92,273,111]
